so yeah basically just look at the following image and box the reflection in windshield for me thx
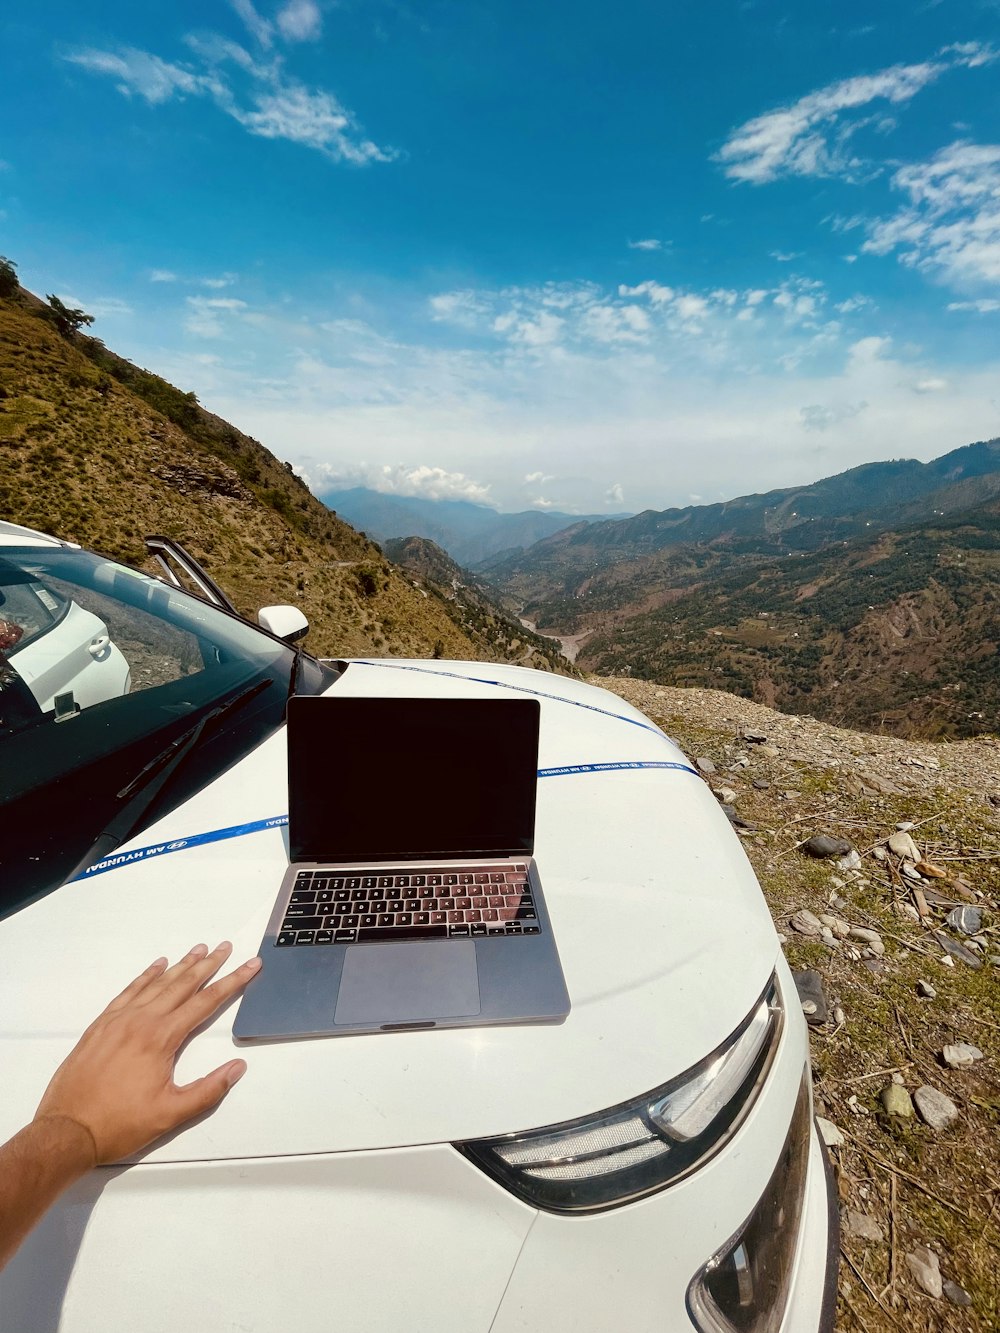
[0,544,333,917]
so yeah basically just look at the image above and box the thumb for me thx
[174,1059,247,1122]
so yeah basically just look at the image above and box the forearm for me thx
[0,1116,95,1271]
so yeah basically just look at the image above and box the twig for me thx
[840,1246,901,1324]
[888,1170,897,1307]
[879,931,939,958]
[893,1004,914,1061]
[854,1144,973,1222]
[960,1012,1000,1032]
[842,1287,873,1332]
[836,1062,915,1085]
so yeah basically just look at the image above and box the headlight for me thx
[457,974,782,1213]
[687,1068,811,1333]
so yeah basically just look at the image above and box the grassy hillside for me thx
[383,535,575,673]
[530,511,1000,738]
[0,285,485,661]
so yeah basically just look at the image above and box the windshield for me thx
[0,544,334,916]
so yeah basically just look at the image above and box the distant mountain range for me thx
[322,487,629,566]
[481,440,1000,739]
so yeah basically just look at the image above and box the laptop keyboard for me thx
[276,864,540,946]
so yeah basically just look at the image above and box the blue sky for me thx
[2,1,999,514]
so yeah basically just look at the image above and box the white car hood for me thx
[0,661,779,1162]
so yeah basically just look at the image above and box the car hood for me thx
[0,660,779,1162]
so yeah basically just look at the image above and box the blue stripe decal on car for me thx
[351,660,666,737]
[74,763,700,880]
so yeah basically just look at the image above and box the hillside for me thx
[598,676,1000,1333]
[382,535,573,673]
[0,281,502,664]
[483,446,1000,740]
[325,486,628,565]
[483,442,1000,594]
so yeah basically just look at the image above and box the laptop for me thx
[234,695,570,1040]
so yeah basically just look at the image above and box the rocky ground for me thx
[600,677,999,1333]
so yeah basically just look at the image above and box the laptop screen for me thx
[287,696,540,863]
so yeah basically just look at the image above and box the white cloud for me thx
[770,250,803,262]
[230,0,274,48]
[606,482,625,504]
[530,496,555,509]
[835,294,873,313]
[149,269,178,283]
[313,462,495,506]
[913,377,948,393]
[184,294,248,337]
[66,36,395,166]
[55,292,132,319]
[947,298,1000,312]
[618,280,674,305]
[863,142,1000,287]
[276,0,323,43]
[525,471,554,483]
[716,45,995,185]
[628,238,662,250]
[201,273,238,289]
[799,400,867,431]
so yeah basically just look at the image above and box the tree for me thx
[44,295,94,339]
[0,256,18,300]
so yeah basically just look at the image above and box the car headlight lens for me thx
[457,974,782,1213]
[687,1069,812,1333]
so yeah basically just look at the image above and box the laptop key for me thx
[335,929,357,943]
[487,927,505,936]
[405,899,420,912]
[516,907,537,920]
[523,926,540,935]
[395,912,413,926]
[362,877,377,888]
[471,924,487,936]
[316,930,334,944]
[357,925,448,942]
[411,875,425,887]
[291,891,316,904]
[276,932,298,946]
[431,911,447,924]
[456,897,471,910]
[347,878,361,889]
[414,912,430,925]
[449,925,470,937]
[296,930,316,945]
[334,889,350,903]
[378,913,394,926]
[351,889,367,903]
[284,913,323,930]
[361,914,377,928]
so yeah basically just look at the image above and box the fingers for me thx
[145,942,232,1013]
[171,956,262,1039]
[103,956,170,1013]
[173,1059,247,1124]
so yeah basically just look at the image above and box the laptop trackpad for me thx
[335,940,481,1026]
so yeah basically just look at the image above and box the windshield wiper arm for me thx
[66,678,273,881]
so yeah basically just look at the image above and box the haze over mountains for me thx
[323,487,630,566]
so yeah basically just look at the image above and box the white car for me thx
[0,519,837,1333]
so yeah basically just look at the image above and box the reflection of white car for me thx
[0,519,837,1333]
[0,530,129,715]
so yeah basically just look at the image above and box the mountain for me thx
[323,486,628,566]
[481,444,1000,739]
[0,280,506,664]
[382,536,573,674]
[483,443,1000,602]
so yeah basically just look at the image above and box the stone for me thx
[849,926,885,955]
[888,830,920,861]
[743,729,768,743]
[695,756,716,775]
[916,979,937,998]
[799,834,853,859]
[914,1085,960,1131]
[792,969,828,1024]
[752,778,771,790]
[896,820,916,831]
[946,905,982,935]
[816,1116,844,1147]
[949,877,977,903]
[721,805,756,830]
[906,1245,943,1299]
[833,1006,845,1026]
[872,845,888,861]
[942,1279,973,1308]
[842,1209,884,1243]
[859,772,906,795]
[881,1083,913,1118]
[895,901,921,923]
[758,744,780,758]
[714,787,738,804]
[836,849,862,871]
[934,931,983,969]
[941,1043,983,1068]
[915,860,947,878]
[902,862,924,881]
[791,910,822,936]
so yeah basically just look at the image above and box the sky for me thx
[1,1,999,515]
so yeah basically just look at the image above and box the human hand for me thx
[33,942,261,1165]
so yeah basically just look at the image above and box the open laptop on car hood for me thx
[0,661,779,1163]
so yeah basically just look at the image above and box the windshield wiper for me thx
[65,677,273,881]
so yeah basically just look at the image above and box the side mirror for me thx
[258,605,309,644]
